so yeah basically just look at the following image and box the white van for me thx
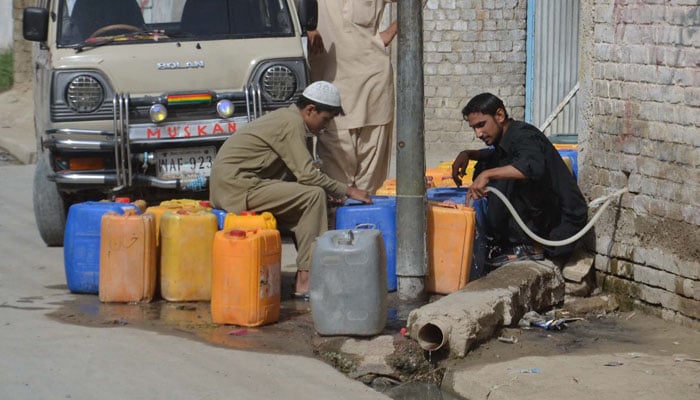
[23,0,317,245]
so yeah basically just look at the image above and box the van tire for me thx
[33,156,67,247]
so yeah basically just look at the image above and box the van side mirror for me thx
[297,0,318,32]
[23,7,49,42]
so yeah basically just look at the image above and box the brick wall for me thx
[422,0,527,168]
[578,0,700,326]
[424,0,698,327]
[13,0,33,86]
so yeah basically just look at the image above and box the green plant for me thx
[0,50,13,91]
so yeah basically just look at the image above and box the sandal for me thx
[292,292,310,301]
[487,245,544,268]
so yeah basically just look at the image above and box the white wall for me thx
[0,0,12,50]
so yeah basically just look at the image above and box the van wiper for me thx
[74,30,183,52]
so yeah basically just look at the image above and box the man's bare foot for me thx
[294,270,310,295]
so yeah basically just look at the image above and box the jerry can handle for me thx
[334,229,355,246]
[354,223,376,230]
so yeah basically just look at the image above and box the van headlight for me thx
[149,104,168,123]
[66,75,104,113]
[260,65,297,101]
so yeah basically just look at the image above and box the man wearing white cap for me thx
[210,81,372,296]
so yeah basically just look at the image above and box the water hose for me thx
[484,186,629,247]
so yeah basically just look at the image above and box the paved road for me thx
[0,164,389,400]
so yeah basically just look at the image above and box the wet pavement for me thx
[43,265,465,398]
[46,268,413,354]
[49,290,320,356]
[45,273,440,396]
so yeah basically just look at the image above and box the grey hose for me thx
[484,186,629,247]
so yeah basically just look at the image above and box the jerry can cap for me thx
[114,197,131,203]
[228,229,246,238]
[241,210,257,216]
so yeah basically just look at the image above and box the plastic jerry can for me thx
[375,179,396,195]
[335,200,397,291]
[556,149,578,180]
[160,198,210,209]
[429,160,472,186]
[211,208,228,230]
[426,202,476,294]
[343,195,395,206]
[223,210,277,230]
[160,209,218,301]
[144,204,184,246]
[426,187,469,205]
[425,167,452,187]
[98,210,157,303]
[310,229,387,336]
[114,196,148,213]
[549,134,579,181]
[63,201,141,294]
[436,176,458,187]
[211,229,282,326]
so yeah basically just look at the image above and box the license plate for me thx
[155,147,216,180]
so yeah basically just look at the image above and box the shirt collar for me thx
[496,120,516,155]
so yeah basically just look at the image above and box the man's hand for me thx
[379,21,397,47]
[327,196,345,207]
[346,186,372,204]
[467,165,527,201]
[467,172,489,200]
[452,150,473,187]
[307,30,324,55]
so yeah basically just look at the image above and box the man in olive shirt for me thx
[210,81,372,296]
[452,93,588,267]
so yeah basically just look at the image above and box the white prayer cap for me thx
[302,81,342,108]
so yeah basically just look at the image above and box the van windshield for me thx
[57,0,295,47]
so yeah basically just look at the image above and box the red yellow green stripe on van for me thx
[167,93,212,105]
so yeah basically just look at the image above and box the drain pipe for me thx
[395,0,427,301]
[415,319,451,351]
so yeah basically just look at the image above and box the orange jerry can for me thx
[211,229,282,327]
[160,209,218,301]
[375,179,396,195]
[426,202,476,294]
[425,167,451,187]
[223,210,277,230]
[99,210,157,303]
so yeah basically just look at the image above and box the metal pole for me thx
[395,0,426,301]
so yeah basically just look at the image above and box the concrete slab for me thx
[407,259,565,357]
[341,335,396,379]
[444,352,700,400]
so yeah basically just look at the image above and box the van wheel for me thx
[33,156,67,246]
